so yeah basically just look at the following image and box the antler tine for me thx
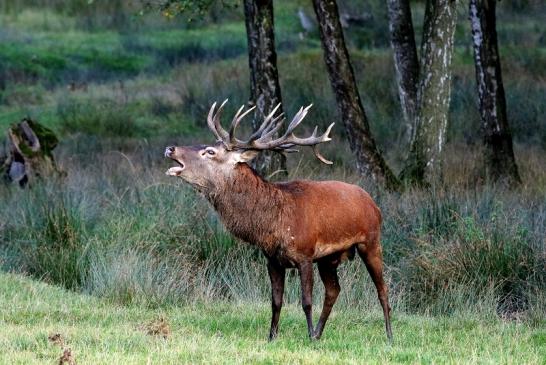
[207,101,223,141]
[264,103,282,125]
[211,99,230,143]
[289,104,312,130]
[260,104,310,145]
[248,102,335,164]
[261,111,284,136]
[231,104,246,124]
[275,122,334,147]
[280,106,302,136]
[228,104,246,142]
[229,105,256,143]
[285,105,310,134]
[321,123,335,140]
[313,145,333,165]
[257,116,286,142]
[258,103,282,133]
[271,112,284,124]
[281,121,335,164]
[246,103,283,143]
[254,104,311,145]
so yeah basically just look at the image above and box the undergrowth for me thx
[1,140,544,319]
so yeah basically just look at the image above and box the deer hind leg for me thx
[314,258,341,339]
[357,241,393,342]
[297,260,315,339]
[267,258,286,341]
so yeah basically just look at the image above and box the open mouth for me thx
[166,159,185,176]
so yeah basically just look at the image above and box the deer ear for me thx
[234,150,260,163]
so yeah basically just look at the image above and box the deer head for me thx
[165,100,334,190]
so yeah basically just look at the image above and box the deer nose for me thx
[165,146,175,157]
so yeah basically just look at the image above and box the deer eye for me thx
[205,149,216,156]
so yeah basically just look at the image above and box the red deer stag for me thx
[165,101,392,341]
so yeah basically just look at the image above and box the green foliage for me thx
[55,94,202,139]
[0,83,46,106]
[124,25,248,65]
[57,97,142,138]
[0,37,149,87]
[86,244,196,307]
[1,0,545,155]
[0,43,67,84]
[449,47,546,149]
[144,0,239,20]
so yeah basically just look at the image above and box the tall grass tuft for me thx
[386,188,546,316]
[3,187,90,289]
[392,195,545,316]
[85,244,197,307]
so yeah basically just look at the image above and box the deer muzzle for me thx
[165,146,185,176]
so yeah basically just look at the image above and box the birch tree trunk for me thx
[312,0,400,190]
[243,0,286,177]
[386,0,420,144]
[469,0,520,185]
[400,0,458,185]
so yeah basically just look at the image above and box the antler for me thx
[206,100,335,164]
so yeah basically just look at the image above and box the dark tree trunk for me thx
[311,0,400,190]
[469,0,520,185]
[400,0,458,185]
[243,0,286,178]
[386,0,420,144]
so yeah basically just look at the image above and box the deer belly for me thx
[312,235,365,259]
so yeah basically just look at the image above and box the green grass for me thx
[0,10,250,90]
[1,272,545,364]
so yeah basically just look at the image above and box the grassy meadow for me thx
[1,0,545,363]
[2,272,546,364]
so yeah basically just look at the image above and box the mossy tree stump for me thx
[1,118,61,186]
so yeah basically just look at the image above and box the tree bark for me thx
[400,0,458,185]
[1,118,61,186]
[243,0,286,177]
[469,0,520,185]
[312,0,400,190]
[386,0,420,144]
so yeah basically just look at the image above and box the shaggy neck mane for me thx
[206,163,292,253]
